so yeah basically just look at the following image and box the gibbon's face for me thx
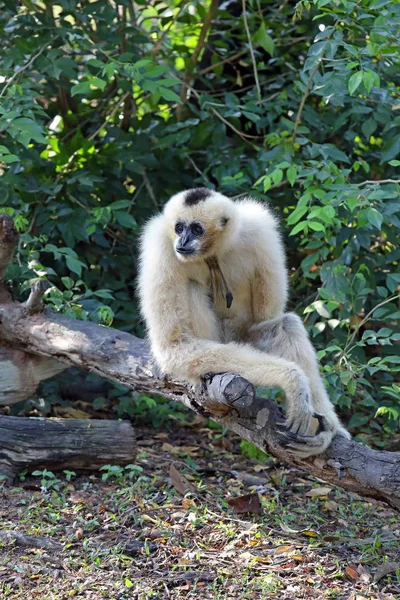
[164,188,236,262]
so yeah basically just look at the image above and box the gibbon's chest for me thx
[185,258,253,342]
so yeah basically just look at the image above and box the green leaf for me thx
[361,118,377,139]
[345,61,359,71]
[381,136,400,163]
[348,72,363,96]
[272,168,283,185]
[363,71,374,94]
[90,76,107,91]
[114,211,137,228]
[289,221,307,236]
[71,81,91,96]
[1,154,19,163]
[287,204,308,225]
[110,200,132,210]
[65,256,85,276]
[366,207,383,230]
[159,88,181,103]
[287,166,297,186]
[254,24,275,56]
[308,221,326,232]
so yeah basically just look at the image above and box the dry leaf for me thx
[182,498,196,509]
[292,555,305,561]
[170,464,195,496]
[254,556,270,564]
[162,443,181,454]
[238,551,254,563]
[302,530,318,538]
[324,500,338,511]
[280,523,318,536]
[345,566,359,580]
[274,545,293,554]
[357,564,371,584]
[227,493,262,515]
[54,407,91,419]
[306,487,332,497]
[373,561,400,583]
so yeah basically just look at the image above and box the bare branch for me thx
[23,279,52,313]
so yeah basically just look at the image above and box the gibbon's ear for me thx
[221,217,229,227]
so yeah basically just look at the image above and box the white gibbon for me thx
[138,188,350,457]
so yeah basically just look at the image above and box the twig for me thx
[0,37,57,99]
[209,106,261,141]
[55,92,130,179]
[241,0,261,102]
[142,169,158,209]
[187,155,209,184]
[355,179,400,186]
[197,47,252,77]
[292,61,321,145]
[340,293,400,360]
[152,0,188,56]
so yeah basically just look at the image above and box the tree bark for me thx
[0,416,136,480]
[0,213,399,510]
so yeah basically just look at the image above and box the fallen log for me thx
[0,213,399,510]
[0,416,136,480]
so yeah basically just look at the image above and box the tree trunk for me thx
[0,213,399,510]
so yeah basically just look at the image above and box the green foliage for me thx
[0,0,398,442]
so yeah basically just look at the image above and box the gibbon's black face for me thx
[166,188,234,262]
[174,220,205,257]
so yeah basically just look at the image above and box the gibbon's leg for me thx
[158,338,320,440]
[246,313,350,453]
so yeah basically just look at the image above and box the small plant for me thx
[31,469,62,491]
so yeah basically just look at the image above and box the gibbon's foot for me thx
[285,409,323,437]
[277,428,333,458]
[276,413,333,458]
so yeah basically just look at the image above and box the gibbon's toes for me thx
[286,413,313,436]
[280,431,333,459]
[313,412,328,434]
[276,428,302,445]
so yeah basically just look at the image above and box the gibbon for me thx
[138,188,350,457]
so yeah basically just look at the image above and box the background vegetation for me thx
[0,0,399,447]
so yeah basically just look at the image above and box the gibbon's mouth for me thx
[176,247,195,256]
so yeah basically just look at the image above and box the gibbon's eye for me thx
[175,221,184,235]
[221,217,229,227]
[191,222,204,237]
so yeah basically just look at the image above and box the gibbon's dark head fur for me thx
[164,188,238,262]
[184,187,211,206]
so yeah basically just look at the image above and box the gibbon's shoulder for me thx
[139,213,173,267]
[140,213,166,243]
[235,198,280,236]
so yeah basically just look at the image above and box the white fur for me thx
[138,190,350,457]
